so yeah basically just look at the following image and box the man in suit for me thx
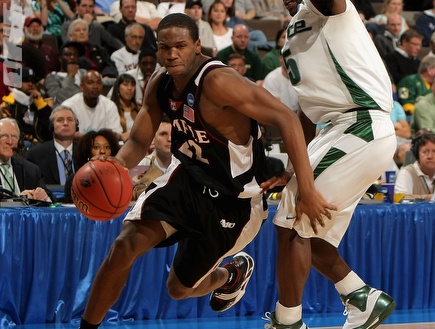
[26,106,78,186]
[0,118,52,202]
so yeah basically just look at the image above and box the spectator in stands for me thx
[0,117,54,202]
[107,0,157,52]
[203,0,256,20]
[415,0,435,47]
[185,0,217,55]
[395,132,435,200]
[132,115,178,200]
[31,0,74,36]
[216,24,267,82]
[262,53,300,113]
[352,0,377,23]
[397,55,435,115]
[107,48,158,105]
[110,0,162,30]
[63,128,120,203]
[208,0,233,51]
[262,26,286,75]
[110,23,145,75]
[227,53,250,78]
[391,100,412,165]
[23,16,60,75]
[0,67,52,149]
[223,0,274,50]
[26,105,78,186]
[61,0,123,54]
[61,70,123,139]
[411,78,435,135]
[110,73,139,142]
[425,31,435,58]
[45,41,86,107]
[250,0,290,24]
[157,0,186,17]
[68,18,118,78]
[374,0,409,36]
[374,13,402,59]
[384,28,423,85]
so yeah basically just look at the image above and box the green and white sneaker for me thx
[263,312,308,329]
[341,285,396,329]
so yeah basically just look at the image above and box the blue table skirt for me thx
[1,203,434,325]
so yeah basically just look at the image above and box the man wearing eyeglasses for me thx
[0,67,53,150]
[384,28,424,86]
[0,117,53,202]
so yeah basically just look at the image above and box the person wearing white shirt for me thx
[262,55,300,113]
[157,0,186,17]
[62,70,123,139]
[110,23,145,74]
[110,0,162,30]
[395,132,435,200]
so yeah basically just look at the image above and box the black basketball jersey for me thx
[156,59,267,198]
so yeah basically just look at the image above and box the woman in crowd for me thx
[110,74,140,143]
[64,129,120,203]
[31,0,74,36]
[208,0,233,52]
[374,0,409,35]
[67,19,118,78]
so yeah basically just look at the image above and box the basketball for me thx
[71,160,133,221]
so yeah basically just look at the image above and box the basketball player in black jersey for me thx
[79,13,335,329]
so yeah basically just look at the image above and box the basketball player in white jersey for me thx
[262,0,397,328]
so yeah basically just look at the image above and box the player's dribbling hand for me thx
[295,190,337,235]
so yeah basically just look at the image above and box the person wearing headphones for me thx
[395,132,435,200]
[26,105,78,186]
[0,117,53,202]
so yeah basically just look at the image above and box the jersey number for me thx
[178,139,210,164]
[284,58,301,85]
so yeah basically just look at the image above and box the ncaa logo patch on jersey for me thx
[187,93,195,107]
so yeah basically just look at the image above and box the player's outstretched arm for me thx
[310,0,345,16]
[204,68,337,233]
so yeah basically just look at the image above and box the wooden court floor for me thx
[8,309,435,329]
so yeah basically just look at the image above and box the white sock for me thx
[334,271,366,296]
[275,301,302,325]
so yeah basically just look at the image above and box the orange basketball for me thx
[71,160,133,221]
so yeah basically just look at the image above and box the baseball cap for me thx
[21,67,36,81]
[185,0,202,9]
[24,16,42,27]
[60,41,86,57]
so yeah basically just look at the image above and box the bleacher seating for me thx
[245,19,283,42]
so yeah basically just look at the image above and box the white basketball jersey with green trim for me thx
[281,0,393,124]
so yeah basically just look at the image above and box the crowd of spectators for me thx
[0,0,434,201]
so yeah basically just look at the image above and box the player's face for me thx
[52,109,76,139]
[0,121,19,162]
[153,122,172,157]
[91,136,112,156]
[157,27,200,77]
